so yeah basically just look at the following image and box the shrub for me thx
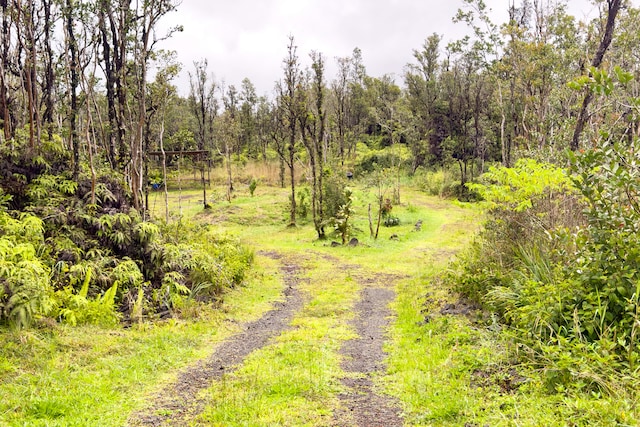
[383,215,400,227]
[567,141,640,357]
[354,145,411,175]
[323,172,348,219]
[249,178,257,196]
[296,187,310,220]
[414,167,459,198]
[326,187,355,245]
[0,212,50,328]
[50,267,120,327]
[449,151,640,390]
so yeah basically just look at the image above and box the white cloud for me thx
[157,0,597,97]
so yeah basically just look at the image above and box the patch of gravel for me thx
[333,281,404,427]
[127,253,303,427]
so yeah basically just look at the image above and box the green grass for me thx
[384,234,639,426]
[0,254,284,426]
[4,178,635,426]
[194,257,359,426]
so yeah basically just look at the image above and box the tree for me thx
[332,55,351,166]
[219,83,240,202]
[189,59,217,208]
[239,77,258,158]
[300,51,328,239]
[96,0,132,169]
[130,0,180,212]
[148,51,180,221]
[278,35,303,227]
[63,0,81,180]
[404,33,442,171]
[571,0,623,151]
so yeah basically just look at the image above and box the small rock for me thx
[331,241,341,247]
[348,237,359,246]
[390,233,399,240]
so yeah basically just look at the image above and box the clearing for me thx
[7,185,616,426]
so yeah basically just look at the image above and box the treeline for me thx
[2,1,639,212]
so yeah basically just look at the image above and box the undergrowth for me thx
[446,155,640,408]
[0,132,252,328]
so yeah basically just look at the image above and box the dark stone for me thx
[348,238,359,246]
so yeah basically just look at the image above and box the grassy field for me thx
[1,177,636,426]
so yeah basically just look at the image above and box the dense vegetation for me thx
[2,0,640,423]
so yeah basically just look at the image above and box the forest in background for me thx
[2,0,640,406]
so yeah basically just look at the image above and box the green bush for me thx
[0,212,50,328]
[383,215,400,227]
[323,172,348,219]
[296,187,310,220]
[414,167,459,198]
[567,141,640,357]
[0,131,254,327]
[354,145,411,175]
[50,267,120,327]
[449,151,640,390]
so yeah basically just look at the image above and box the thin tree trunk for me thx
[159,115,169,222]
[42,0,54,137]
[497,80,509,167]
[81,64,99,206]
[65,0,79,179]
[225,141,232,203]
[0,1,11,140]
[289,139,296,226]
[98,2,117,168]
[571,0,622,151]
[279,155,285,188]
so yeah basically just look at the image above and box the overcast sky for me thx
[157,0,600,98]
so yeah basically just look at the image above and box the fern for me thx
[79,267,91,299]
[134,222,159,246]
[56,179,78,196]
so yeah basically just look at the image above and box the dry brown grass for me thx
[161,161,307,189]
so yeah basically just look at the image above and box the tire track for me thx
[333,277,404,427]
[127,252,304,427]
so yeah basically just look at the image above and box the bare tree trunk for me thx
[98,1,117,167]
[0,1,11,140]
[497,80,509,167]
[41,0,55,137]
[571,0,622,151]
[279,155,285,188]
[375,196,382,240]
[64,0,80,179]
[225,141,232,203]
[159,114,169,222]
[84,94,97,206]
[82,66,102,206]
[288,134,296,226]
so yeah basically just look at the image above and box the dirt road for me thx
[128,251,405,427]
